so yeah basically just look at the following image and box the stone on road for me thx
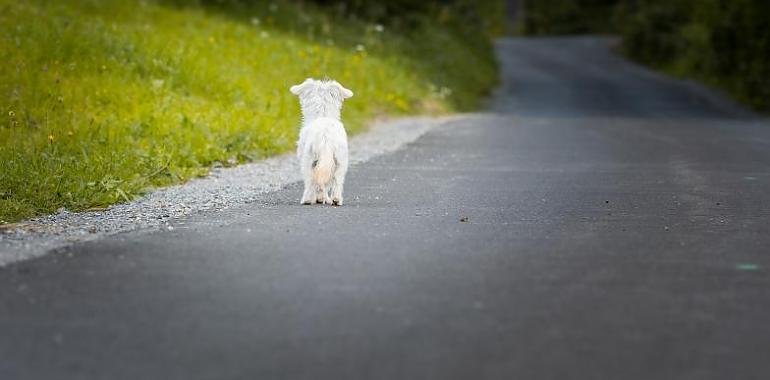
[1,37,769,380]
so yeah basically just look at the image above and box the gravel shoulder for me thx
[0,116,456,266]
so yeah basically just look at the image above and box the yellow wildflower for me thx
[395,98,409,111]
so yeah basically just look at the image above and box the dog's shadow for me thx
[256,182,344,208]
[252,182,301,207]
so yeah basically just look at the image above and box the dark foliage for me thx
[194,0,504,37]
[521,0,619,35]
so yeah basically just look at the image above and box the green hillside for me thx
[0,0,501,223]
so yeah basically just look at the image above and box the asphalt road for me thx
[2,37,769,380]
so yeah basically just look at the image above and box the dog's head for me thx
[290,78,353,121]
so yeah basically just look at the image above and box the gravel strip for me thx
[0,116,457,266]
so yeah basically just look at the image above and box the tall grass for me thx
[0,0,500,223]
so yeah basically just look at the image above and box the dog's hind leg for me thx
[315,183,331,205]
[300,178,315,205]
[300,158,315,205]
[330,166,346,206]
[330,147,348,206]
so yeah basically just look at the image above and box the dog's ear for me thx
[290,78,314,96]
[333,82,354,99]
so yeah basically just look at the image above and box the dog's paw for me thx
[300,198,313,205]
[332,198,343,206]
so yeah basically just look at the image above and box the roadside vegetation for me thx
[0,0,503,223]
[519,0,770,113]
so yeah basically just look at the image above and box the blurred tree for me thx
[522,0,620,35]
[305,0,505,37]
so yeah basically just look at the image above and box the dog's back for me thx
[300,117,347,187]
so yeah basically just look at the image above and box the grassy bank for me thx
[519,0,770,113]
[0,0,501,223]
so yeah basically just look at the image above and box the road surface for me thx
[1,37,769,380]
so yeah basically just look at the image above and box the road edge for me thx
[0,115,462,266]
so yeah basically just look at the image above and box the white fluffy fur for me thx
[290,78,353,205]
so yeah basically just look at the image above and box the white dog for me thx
[290,78,353,205]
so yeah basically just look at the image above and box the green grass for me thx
[0,0,499,223]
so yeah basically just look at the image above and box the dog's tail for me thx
[312,138,335,186]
